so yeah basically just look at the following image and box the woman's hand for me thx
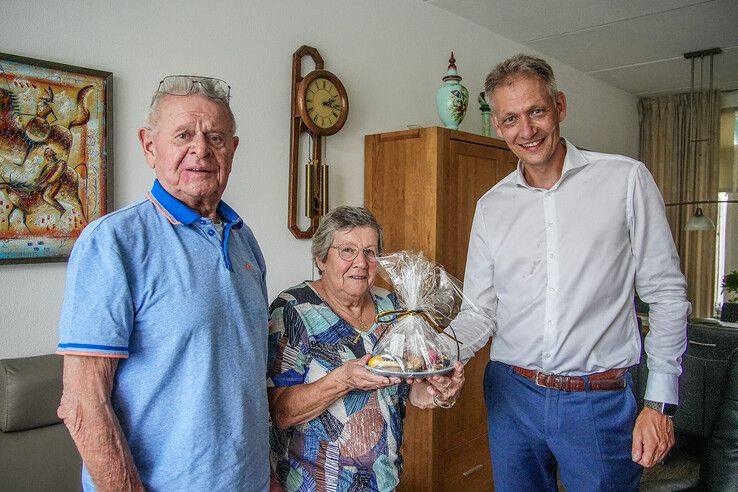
[408,361,465,408]
[337,354,402,391]
[269,355,401,429]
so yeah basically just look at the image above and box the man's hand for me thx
[407,361,465,408]
[631,407,675,467]
[425,361,465,404]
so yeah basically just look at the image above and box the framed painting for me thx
[0,53,112,264]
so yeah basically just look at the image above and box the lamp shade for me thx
[684,207,716,231]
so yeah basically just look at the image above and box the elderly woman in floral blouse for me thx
[267,206,464,492]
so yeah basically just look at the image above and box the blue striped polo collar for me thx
[146,179,243,229]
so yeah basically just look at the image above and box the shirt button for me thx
[208,229,215,236]
[547,222,554,228]
[199,219,207,225]
[543,353,551,359]
[548,287,556,293]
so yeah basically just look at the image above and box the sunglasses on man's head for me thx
[155,75,231,103]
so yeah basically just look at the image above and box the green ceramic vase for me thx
[436,52,468,130]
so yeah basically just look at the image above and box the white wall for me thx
[0,0,638,358]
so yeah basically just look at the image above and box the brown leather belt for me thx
[512,366,628,392]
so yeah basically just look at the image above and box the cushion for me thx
[0,354,64,432]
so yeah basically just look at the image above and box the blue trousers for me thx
[483,361,643,492]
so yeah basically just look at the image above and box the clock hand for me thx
[322,100,340,110]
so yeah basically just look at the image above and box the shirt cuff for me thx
[56,342,129,358]
[644,371,679,404]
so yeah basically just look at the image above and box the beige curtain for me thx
[719,109,738,193]
[639,90,720,318]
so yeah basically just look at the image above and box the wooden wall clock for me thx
[289,45,349,239]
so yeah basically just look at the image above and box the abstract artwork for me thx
[0,53,112,263]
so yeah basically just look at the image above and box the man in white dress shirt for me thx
[451,54,690,491]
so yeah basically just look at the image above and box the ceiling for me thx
[424,0,738,97]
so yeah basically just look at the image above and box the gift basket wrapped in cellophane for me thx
[366,250,487,378]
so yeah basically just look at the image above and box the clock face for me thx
[304,77,342,129]
[297,69,348,136]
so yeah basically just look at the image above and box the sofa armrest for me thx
[0,354,64,432]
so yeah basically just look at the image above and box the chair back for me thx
[701,348,738,490]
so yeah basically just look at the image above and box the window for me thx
[714,108,738,314]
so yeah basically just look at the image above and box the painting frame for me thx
[0,52,112,264]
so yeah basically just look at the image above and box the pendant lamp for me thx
[685,207,715,230]
[682,48,721,231]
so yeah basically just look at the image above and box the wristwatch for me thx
[644,399,677,417]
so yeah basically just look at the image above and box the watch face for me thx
[644,399,678,416]
[296,69,348,136]
[304,77,343,129]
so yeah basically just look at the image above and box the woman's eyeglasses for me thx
[155,75,231,102]
[331,244,379,263]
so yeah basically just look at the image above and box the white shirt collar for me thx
[513,138,591,190]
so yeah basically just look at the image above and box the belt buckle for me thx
[534,371,548,388]
[534,371,566,390]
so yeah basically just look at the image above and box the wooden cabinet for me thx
[364,126,517,491]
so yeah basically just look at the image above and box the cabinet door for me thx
[438,138,516,280]
[434,138,515,451]
[364,130,436,256]
[366,128,515,492]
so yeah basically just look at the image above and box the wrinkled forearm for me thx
[58,355,144,492]
[269,370,351,429]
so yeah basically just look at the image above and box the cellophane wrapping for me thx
[368,250,483,374]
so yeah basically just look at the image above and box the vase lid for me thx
[442,52,462,82]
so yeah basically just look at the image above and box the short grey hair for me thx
[484,54,558,113]
[311,206,384,272]
[146,79,237,134]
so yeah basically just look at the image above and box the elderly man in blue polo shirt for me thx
[56,76,270,491]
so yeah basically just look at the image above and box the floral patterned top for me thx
[267,282,408,492]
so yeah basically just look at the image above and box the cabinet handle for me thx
[463,464,483,477]
[688,340,717,347]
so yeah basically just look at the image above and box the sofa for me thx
[699,346,738,490]
[0,354,82,491]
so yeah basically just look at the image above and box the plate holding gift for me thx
[366,250,488,379]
